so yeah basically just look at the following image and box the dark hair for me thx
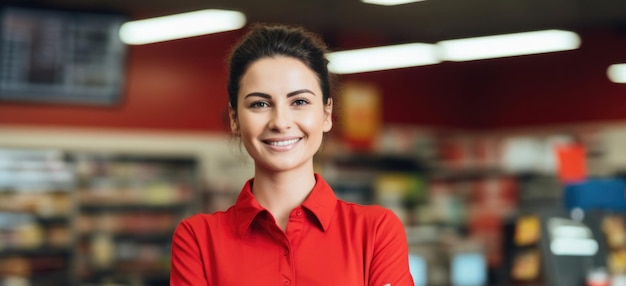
[227,24,332,114]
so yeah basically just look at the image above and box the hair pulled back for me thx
[227,24,332,113]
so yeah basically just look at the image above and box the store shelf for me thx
[80,268,170,286]
[0,247,71,258]
[34,215,72,225]
[0,148,75,286]
[29,273,73,286]
[0,148,200,285]
[79,231,174,243]
[0,211,70,222]
[71,152,198,286]
[79,203,187,213]
[328,153,428,172]
[428,167,506,181]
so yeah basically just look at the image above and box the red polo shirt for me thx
[170,174,414,286]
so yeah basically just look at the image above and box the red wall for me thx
[454,28,626,129]
[1,27,626,132]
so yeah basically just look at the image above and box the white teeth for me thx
[268,138,300,147]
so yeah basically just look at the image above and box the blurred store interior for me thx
[1,0,626,285]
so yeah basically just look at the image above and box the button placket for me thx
[279,242,293,286]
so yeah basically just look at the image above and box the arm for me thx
[170,219,209,286]
[369,209,414,286]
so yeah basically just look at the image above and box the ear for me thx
[229,105,239,136]
[323,98,333,132]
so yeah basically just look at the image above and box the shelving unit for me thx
[71,153,199,286]
[319,153,428,224]
[317,130,571,285]
[0,148,75,286]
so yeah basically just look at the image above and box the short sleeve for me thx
[369,209,414,286]
[170,219,209,286]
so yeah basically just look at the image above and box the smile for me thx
[264,138,302,147]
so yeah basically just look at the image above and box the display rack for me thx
[316,131,559,285]
[71,153,199,286]
[0,148,75,286]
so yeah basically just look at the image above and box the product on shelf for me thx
[0,148,74,286]
[72,153,198,285]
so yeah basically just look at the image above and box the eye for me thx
[250,101,270,108]
[292,99,310,106]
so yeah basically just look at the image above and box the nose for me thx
[268,105,291,132]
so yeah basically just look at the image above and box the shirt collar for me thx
[234,173,337,236]
[302,174,337,232]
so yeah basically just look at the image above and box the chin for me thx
[262,163,300,173]
[256,158,311,173]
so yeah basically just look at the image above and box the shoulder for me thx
[174,207,235,236]
[335,200,404,230]
[337,200,389,216]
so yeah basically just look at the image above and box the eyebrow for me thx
[243,89,316,99]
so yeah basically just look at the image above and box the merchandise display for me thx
[72,153,198,286]
[0,149,74,286]
[0,148,199,286]
[3,123,626,285]
[317,124,626,285]
[0,1,625,282]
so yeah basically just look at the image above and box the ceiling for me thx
[4,0,626,49]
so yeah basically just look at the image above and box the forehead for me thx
[239,56,321,95]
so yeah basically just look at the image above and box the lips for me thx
[263,138,302,147]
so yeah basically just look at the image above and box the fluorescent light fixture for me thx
[548,219,598,256]
[437,29,581,61]
[326,43,439,74]
[550,238,598,256]
[552,225,591,238]
[361,0,426,6]
[608,64,626,83]
[119,9,246,45]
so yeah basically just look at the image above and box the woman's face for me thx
[230,56,332,173]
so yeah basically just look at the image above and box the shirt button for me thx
[283,279,290,285]
[296,209,302,216]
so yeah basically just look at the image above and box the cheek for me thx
[300,113,326,134]
[237,114,260,137]
[238,124,259,156]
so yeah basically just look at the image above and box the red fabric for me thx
[170,174,414,286]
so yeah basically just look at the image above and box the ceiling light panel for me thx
[437,30,581,62]
[361,0,426,6]
[608,64,626,83]
[119,9,246,45]
[326,43,439,74]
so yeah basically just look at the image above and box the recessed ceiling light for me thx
[119,9,246,45]
[361,0,426,6]
[437,29,581,61]
[607,64,626,83]
[326,43,439,74]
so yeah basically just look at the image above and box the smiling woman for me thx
[234,56,332,181]
[169,24,414,286]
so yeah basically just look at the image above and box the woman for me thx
[170,24,414,286]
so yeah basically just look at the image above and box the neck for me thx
[252,166,317,231]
